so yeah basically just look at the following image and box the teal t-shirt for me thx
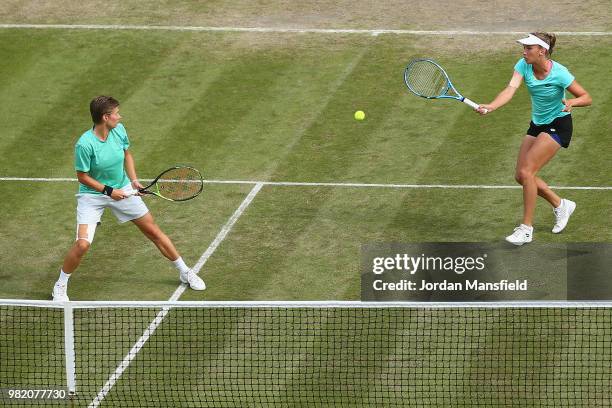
[74,123,131,194]
[514,58,575,125]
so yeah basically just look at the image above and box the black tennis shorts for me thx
[527,114,573,148]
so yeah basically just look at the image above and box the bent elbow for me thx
[76,171,88,183]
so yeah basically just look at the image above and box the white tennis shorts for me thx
[76,184,149,225]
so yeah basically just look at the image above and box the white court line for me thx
[204,180,612,190]
[1,176,611,190]
[87,183,264,408]
[0,24,610,36]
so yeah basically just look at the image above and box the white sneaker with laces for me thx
[505,224,533,246]
[180,270,206,291]
[52,283,69,302]
[552,199,576,234]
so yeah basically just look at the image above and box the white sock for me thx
[57,270,71,285]
[555,199,565,209]
[520,224,533,232]
[172,257,190,274]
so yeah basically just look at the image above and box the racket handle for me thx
[125,189,143,197]
[462,97,480,110]
[462,97,488,114]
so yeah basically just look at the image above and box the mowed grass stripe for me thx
[266,39,416,183]
[146,44,368,180]
[259,45,369,180]
[0,30,91,160]
[112,34,231,167]
[0,30,192,177]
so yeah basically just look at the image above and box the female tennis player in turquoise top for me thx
[478,32,592,245]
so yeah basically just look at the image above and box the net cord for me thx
[3,299,612,309]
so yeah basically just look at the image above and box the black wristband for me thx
[102,185,114,196]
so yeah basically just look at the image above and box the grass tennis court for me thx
[1,1,611,406]
[0,28,610,301]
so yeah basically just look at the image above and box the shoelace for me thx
[54,285,67,295]
[513,226,530,236]
[553,205,566,219]
[182,271,195,280]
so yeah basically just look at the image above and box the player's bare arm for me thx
[76,171,128,200]
[562,80,592,112]
[478,71,523,114]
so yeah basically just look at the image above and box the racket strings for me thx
[406,61,448,98]
[156,167,203,201]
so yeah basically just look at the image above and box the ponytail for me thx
[531,32,556,56]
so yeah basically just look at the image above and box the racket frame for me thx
[404,58,481,110]
[138,166,204,202]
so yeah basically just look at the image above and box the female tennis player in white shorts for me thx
[52,96,205,301]
[477,33,592,245]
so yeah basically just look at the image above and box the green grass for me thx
[1,26,611,408]
[0,30,610,301]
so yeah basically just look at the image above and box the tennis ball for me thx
[354,110,365,121]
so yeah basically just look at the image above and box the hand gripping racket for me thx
[404,59,486,112]
[130,166,204,202]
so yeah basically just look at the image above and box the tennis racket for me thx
[404,59,486,112]
[130,166,204,202]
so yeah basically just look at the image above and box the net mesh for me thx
[405,60,449,98]
[155,167,203,201]
[2,303,612,407]
[0,306,66,406]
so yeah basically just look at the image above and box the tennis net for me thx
[1,300,611,407]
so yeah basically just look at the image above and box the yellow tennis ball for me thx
[354,110,366,121]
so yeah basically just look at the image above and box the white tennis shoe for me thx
[52,283,69,302]
[505,224,533,246]
[180,270,206,291]
[552,199,576,234]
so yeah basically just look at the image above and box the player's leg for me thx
[507,136,538,245]
[506,133,559,245]
[131,212,179,260]
[110,190,205,290]
[53,195,104,301]
[62,224,96,272]
[516,131,576,232]
[514,135,561,207]
[131,212,205,290]
[514,134,575,234]
[108,190,178,260]
[517,133,560,223]
[545,115,576,233]
[53,224,97,301]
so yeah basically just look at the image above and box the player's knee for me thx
[514,167,527,184]
[514,172,524,185]
[75,239,91,254]
[516,168,534,184]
